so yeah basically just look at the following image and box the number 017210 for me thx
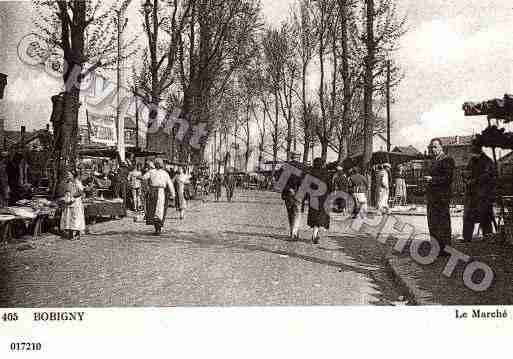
[10,343,42,351]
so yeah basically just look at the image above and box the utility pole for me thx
[116,8,126,162]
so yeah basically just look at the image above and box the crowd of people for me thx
[5,136,498,247]
[56,158,197,238]
[279,152,415,243]
[279,138,498,249]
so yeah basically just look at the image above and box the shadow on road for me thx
[219,230,400,305]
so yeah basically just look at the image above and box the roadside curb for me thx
[385,254,438,306]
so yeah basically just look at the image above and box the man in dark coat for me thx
[463,141,496,242]
[425,138,455,255]
[117,162,130,208]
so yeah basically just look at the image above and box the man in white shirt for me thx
[142,158,176,234]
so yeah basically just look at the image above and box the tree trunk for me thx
[339,0,351,166]
[303,138,310,165]
[363,0,375,170]
[337,136,347,163]
[320,141,328,164]
[301,51,309,165]
[318,8,327,165]
[272,89,279,175]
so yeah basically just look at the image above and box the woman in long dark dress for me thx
[307,157,330,244]
[281,162,304,240]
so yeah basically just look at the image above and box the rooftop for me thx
[435,135,474,146]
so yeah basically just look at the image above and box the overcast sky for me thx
[262,0,513,153]
[5,0,513,156]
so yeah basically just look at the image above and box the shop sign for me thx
[88,116,117,146]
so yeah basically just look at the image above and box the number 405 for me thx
[2,313,18,321]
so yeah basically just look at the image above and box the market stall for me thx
[0,198,59,243]
[463,94,513,244]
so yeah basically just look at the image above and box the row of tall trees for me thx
[133,0,261,165]
[211,0,405,175]
[33,0,405,182]
[247,0,405,170]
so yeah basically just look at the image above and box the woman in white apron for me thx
[60,171,86,240]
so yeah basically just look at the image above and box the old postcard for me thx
[0,0,511,357]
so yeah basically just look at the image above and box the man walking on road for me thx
[425,138,455,255]
[142,158,176,234]
[463,140,496,242]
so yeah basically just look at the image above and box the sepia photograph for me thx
[0,0,512,315]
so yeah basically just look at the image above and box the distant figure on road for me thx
[128,163,143,211]
[173,167,188,220]
[224,172,236,202]
[463,140,496,242]
[143,158,176,234]
[331,165,350,214]
[394,164,407,205]
[214,173,223,201]
[307,158,330,244]
[376,164,390,214]
[425,138,455,255]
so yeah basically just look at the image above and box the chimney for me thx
[21,125,26,144]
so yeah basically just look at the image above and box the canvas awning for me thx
[463,94,513,121]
